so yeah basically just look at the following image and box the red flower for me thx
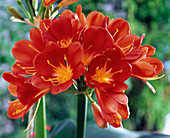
[86,11,109,28]
[95,87,129,128]
[12,28,45,75]
[108,18,131,42]
[3,72,50,120]
[85,49,131,89]
[32,41,85,94]
[60,4,86,29]
[81,26,119,66]
[43,0,57,7]
[41,16,82,48]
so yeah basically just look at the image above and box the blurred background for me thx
[0,0,170,137]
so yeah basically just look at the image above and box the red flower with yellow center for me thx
[85,49,131,89]
[3,72,50,120]
[32,41,85,94]
[41,16,82,48]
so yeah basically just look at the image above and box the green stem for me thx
[25,0,34,22]
[38,1,44,16]
[35,96,47,138]
[76,94,88,138]
[16,1,31,20]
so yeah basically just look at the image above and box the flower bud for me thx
[7,6,25,20]
[16,0,22,5]
[58,0,79,8]
[91,102,108,128]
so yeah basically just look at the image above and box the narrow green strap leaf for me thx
[35,96,47,138]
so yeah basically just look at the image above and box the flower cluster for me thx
[3,4,164,128]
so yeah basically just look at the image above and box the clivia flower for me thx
[32,41,85,94]
[3,2,165,135]
[40,16,82,47]
[12,28,45,75]
[85,49,131,89]
[95,87,129,128]
[3,72,50,120]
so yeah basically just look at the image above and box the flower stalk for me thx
[76,94,88,138]
[35,96,47,138]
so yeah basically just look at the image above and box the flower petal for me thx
[142,57,164,75]
[108,18,131,42]
[132,61,156,77]
[51,80,73,94]
[12,40,39,61]
[7,99,27,119]
[30,28,45,51]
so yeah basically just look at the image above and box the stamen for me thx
[121,39,135,55]
[152,65,157,69]
[47,60,58,69]
[28,44,40,53]
[12,107,26,115]
[86,45,92,51]
[112,28,119,37]
[41,76,52,82]
[17,64,35,74]
[43,22,49,31]
[143,74,165,80]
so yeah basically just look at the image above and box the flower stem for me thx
[25,0,34,22]
[76,94,88,138]
[35,96,47,138]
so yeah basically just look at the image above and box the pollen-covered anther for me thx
[113,28,119,37]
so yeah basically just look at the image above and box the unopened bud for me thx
[91,102,108,128]
[7,6,25,20]
[58,0,79,8]
[16,0,22,5]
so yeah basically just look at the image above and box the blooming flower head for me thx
[85,49,131,89]
[95,87,129,128]
[3,3,164,130]
[40,16,82,48]
[32,41,85,94]
[3,72,50,120]
[12,28,45,75]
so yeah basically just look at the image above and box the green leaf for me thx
[49,119,76,138]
